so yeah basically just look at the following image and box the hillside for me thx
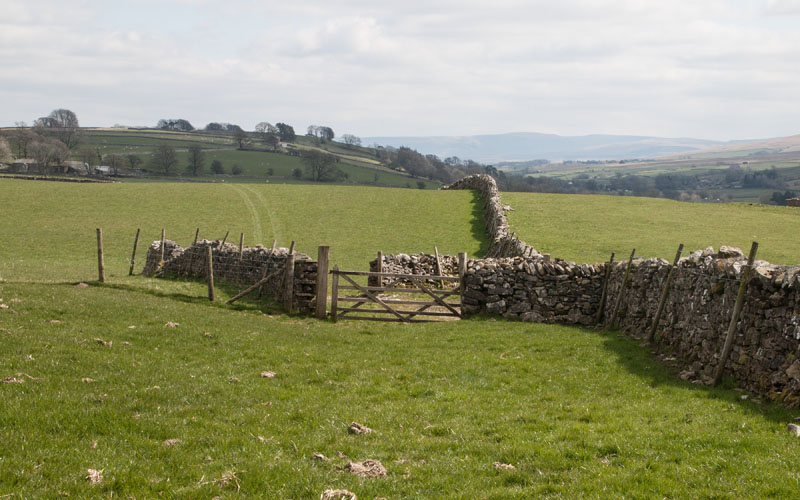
[364,131,725,163]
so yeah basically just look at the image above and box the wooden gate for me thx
[330,267,462,323]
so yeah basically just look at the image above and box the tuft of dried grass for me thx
[163,438,181,447]
[86,469,103,484]
[260,371,276,378]
[493,462,516,471]
[348,422,372,435]
[164,322,180,328]
[320,489,357,500]
[94,338,112,347]
[345,460,387,478]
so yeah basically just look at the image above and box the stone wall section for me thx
[142,239,317,313]
[367,253,459,286]
[603,246,800,405]
[441,174,539,258]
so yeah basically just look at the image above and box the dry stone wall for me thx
[460,255,604,325]
[604,246,800,406]
[142,239,317,313]
[368,253,459,286]
[442,174,539,258]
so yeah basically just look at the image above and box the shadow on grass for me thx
[596,327,796,424]
[469,190,490,257]
[85,276,285,315]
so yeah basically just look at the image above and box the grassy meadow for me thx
[2,179,800,498]
[503,191,800,265]
[0,179,483,282]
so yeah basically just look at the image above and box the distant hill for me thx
[671,134,800,159]
[363,132,727,163]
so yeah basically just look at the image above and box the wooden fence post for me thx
[458,252,467,313]
[221,231,229,246]
[284,248,295,313]
[647,244,684,343]
[206,245,215,302]
[238,232,245,262]
[330,265,339,323]
[96,228,105,283]
[377,251,383,287]
[316,245,330,319]
[595,252,615,324]
[713,241,758,386]
[159,228,166,266]
[129,228,140,276]
[193,227,200,246]
[609,249,636,328]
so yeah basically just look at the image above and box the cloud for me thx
[0,0,799,140]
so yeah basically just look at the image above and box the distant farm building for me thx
[787,198,800,207]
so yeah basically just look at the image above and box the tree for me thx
[341,134,361,147]
[33,109,81,149]
[417,181,426,189]
[0,137,11,163]
[292,168,302,179]
[276,123,296,142]
[29,138,69,173]
[186,145,205,175]
[151,144,178,174]
[231,163,243,175]
[126,154,142,170]
[77,146,96,166]
[106,153,125,176]
[307,125,334,142]
[255,122,278,135]
[156,119,194,131]
[211,159,224,174]
[233,128,249,149]
[267,167,274,176]
[301,149,340,181]
[205,122,224,131]
[264,133,280,151]
[9,122,40,157]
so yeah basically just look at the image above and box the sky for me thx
[1,0,800,141]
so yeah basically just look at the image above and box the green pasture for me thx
[0,179,481,282]
[1,282,798,498]
[170,150,438,188]
[503,191,800,264]
[1,179,799,498]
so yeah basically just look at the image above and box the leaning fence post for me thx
[377,251,383,287]
[159,228,166,266]
[238,232,244,262]
[330,265,340,323]
[206,245,215,302]
[284,247,295,313]
[595,252,615,324]
[458,252,467,314]
[609,249,636,328]
[713,241,758,386]
[96,228,105,283]
[434,246,443,287]
[129,228,140,276]
[193,227,200,246]
[647,244,684,343]
[316,245,330,319]
[221,231,229,246]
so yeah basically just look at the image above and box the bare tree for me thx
[126,154,142,171]
[29,138,69,173]
[10,122,40,157]
[106,153,125,176]
[341,134,361,147]
[150,144,178,174]
[186,145,205,175]
[34,109,81,149]
[233,128,250,149]
[301,149,340,181]
[0,137,11,163]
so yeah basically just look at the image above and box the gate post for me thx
[331,265,339,323]
[458,252,467,314]
[316,245,330,319]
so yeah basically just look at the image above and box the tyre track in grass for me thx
[229,184,265,246]
[237,184,282,246]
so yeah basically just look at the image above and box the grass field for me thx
[503,191,800,265]
[0,179,482,282]
[171,150,439,189]
[2,179,800,498]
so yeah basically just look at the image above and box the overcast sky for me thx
[2,0,799,140]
